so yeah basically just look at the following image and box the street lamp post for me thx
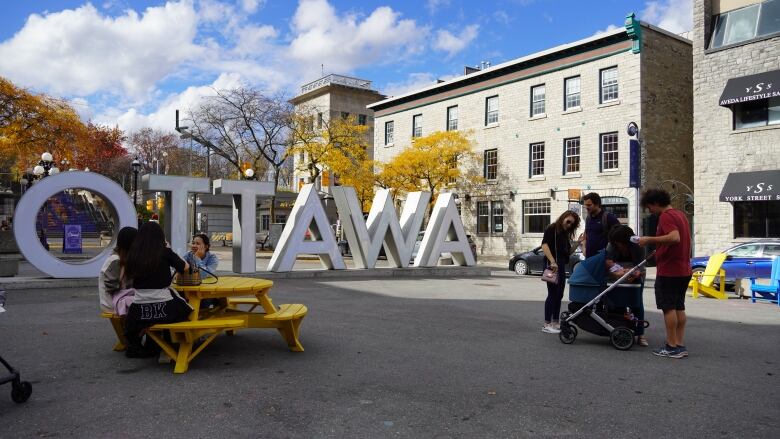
[131,157,141,207]
[33,152,59,251]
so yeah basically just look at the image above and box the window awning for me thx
[719,69,780,106]
[720,170,780,202]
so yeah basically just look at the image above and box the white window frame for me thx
[486,96,499,125]
[447,105,458,131]
[600,132,619,171]
[531,84,546,116]
[477,201,490,234]
[385,121,394,145]
[564,137,580,174]
[530,142,545,177]
[600,67,619,103]
[491,201,504,234]
[484,149,498,181]
[564,76,581,110]
[523,199,551,234]
[412,114,423,138]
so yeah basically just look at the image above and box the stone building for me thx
[289,74,385,191]
[368,16,693,257]
[692,0,780,256]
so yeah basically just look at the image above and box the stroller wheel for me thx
[610,327,635,351]
[559,326,577,344]
[11,381,32,404]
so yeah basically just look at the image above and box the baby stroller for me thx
[0,291,33,403]
[558,250,654,350]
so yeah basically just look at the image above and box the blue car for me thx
[691,240,780,286]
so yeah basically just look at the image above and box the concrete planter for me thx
[0,230,21,277]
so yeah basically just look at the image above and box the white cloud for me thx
[96,72,244,134]
[0,1,201,98]
[592,24,620,37]
[288,0,428,75]
[426,0,451,15]
[382,72,457,97]
[433,24,479,58]
[240,0,264,14]
[641,0,693,34]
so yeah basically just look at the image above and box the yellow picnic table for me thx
[143,276,307,373]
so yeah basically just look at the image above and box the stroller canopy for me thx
[568,250,606,287]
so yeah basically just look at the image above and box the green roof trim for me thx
[625,12,642,54]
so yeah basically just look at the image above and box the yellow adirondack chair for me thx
[689,253,728,299]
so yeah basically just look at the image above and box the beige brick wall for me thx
[374,48,646,256]
[692,0,780,256]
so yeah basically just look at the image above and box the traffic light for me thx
[146,200,153,211]
[157,197,164,209]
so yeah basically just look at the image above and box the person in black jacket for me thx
[540,210,582,334]
[122,222,190,358]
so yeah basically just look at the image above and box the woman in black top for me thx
[605,225,648,346]
[540,210,582,333]
[122,221,191,358]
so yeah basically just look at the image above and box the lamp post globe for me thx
[41,152,53,162]
[244,168,255,179]
[33,165,44,176]
[49,167,60,175]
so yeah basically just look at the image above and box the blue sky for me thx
[0,0,692,133]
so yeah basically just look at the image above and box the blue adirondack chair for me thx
[749,257,780,306]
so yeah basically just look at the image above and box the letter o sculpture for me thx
[13,172,137,278]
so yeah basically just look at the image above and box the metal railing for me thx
[300,74,373,95]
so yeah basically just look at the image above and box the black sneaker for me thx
[676,345,689,357]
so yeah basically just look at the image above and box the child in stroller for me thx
[559,226,652,350]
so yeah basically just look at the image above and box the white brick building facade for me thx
[692,0,780,256]
[370,19,693,257]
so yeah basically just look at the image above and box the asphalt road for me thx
[0,273,778,438]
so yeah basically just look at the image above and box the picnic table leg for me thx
[189,298,202,321]
[173,341,193,374]
[277,318,304,352]
[109,317,128,351]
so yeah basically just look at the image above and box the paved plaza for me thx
[0,272,778,438]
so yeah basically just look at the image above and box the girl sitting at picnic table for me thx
[605,225,648,347]
[184,234,218,278]
[98,226,137,314]
[122,221,191,358]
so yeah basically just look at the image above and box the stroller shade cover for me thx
[568,250,607,303]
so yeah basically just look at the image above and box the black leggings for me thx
[544,261,567,323]
[124,298,190,348]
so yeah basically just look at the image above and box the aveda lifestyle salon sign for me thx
[14,172,475,278]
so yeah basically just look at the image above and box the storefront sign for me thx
[719,70,780,106]
[719,170,780,202]
[15,175,474,278]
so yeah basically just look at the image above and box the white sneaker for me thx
[541,324,561,334]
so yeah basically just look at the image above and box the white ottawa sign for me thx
[14,177,475,278]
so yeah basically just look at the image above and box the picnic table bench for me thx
[101,277,307,373]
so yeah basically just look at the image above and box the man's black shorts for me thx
[655,275,692,311]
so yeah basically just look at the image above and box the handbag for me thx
[541,230,559,284]
[175,268,202,286]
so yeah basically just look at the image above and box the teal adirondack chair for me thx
[749,257,780,306]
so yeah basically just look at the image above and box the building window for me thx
[491,201,504,233]
[529,142,545,177]
[600,67,619,103]
[564,137,580,174]
[710,1,780,49]
[385,121,394,145]
[564,76,581,110]
[275,214,287,224]
[477,201,490,234]
[600,132,619,171]
[485,95,499,125]
[447,105,458,131]
[412,114,423,138]
[734,201,780,238]
[317,112,323,128]
[733,97,780,129]
[358,114,367,125]
[261,214,270,230]
[531,84,546,116]
[523,199,551,234]
[484,149,498,181]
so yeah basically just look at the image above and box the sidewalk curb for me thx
[0,266,492,290]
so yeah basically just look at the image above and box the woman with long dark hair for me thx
[540,210,582,334]
[122,221,190,358]
[606,225,648,346]
[98,226,137,313]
